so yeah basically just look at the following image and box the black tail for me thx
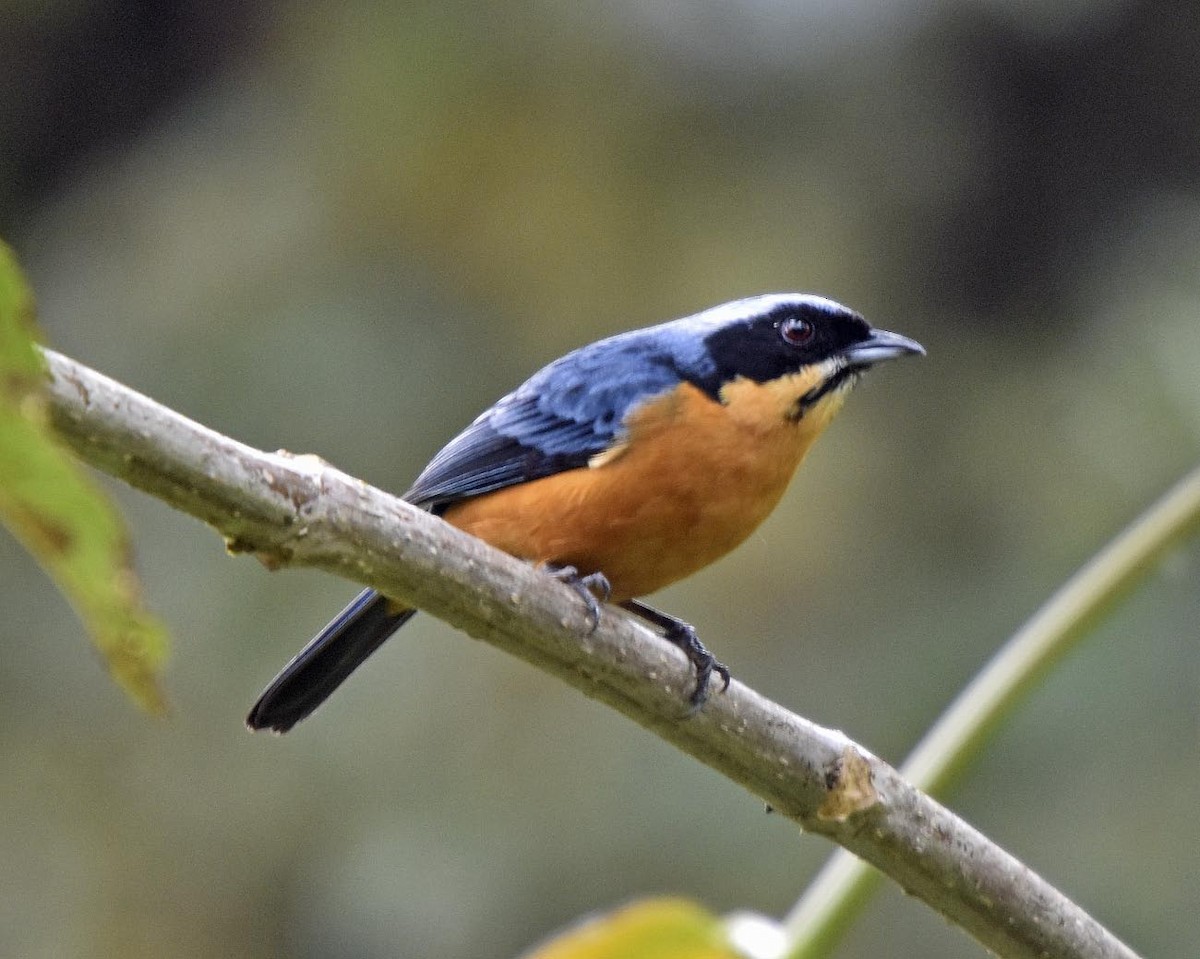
[247,588,417,732]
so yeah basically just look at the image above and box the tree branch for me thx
[40,347,1140,959]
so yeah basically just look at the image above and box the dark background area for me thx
[2,2,1198,956]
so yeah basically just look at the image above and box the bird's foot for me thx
[662,621,731,710]
[545,564,611,633]
[620,599,730,710]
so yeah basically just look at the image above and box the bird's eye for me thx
[779,316,815,346]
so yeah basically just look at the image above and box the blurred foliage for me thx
[0,241,167,714]
[1,1,1199,958]
[521,899,735,959]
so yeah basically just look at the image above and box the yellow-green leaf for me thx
[0,240,168,714]
[522,898,741,959]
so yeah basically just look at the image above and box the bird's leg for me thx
[544,564,611,633]
[619,599,731,709]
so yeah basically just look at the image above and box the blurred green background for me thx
[3,1,1199,957]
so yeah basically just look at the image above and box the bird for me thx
[247,293,923,732]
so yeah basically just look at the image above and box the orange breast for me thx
[441,375,847,601]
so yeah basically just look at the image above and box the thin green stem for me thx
[781,463,1200,959]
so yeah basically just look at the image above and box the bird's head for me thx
[678,293,924,427]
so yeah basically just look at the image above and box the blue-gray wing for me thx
[403,329,689,510]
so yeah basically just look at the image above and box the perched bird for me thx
[248,293,923,732]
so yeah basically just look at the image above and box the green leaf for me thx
[521,898,742,959]
[0,240,168,714]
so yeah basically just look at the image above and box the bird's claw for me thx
[546,565,611,633]
[662,621,730,711]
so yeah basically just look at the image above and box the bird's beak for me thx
[841,328,925,368]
